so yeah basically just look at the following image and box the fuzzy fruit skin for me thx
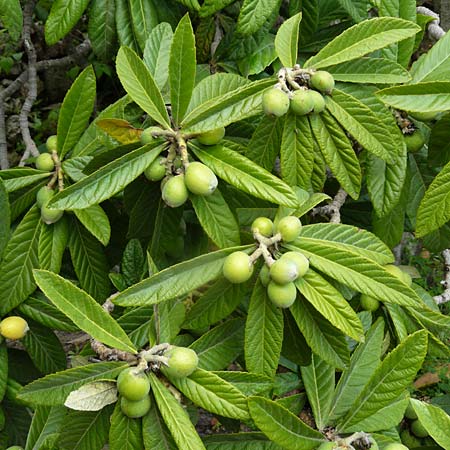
[290,90,314,116]
[360,294,380,312]
[162,174,189,208]
[36,186,55,208]
[400,429,422,448]
[197,127,225,145]
[404,130,425,153]
[117,368,150,401]
[162,347,199,379]
[384,264,412,286]
[184,162,218,196]
[251,217,274,237]
[262,88,290,117]
[282,251,309,278]
[270,257,299,284]
[35,153,55,172]
[309,90,326,114]
[317,443,336,450]
[259,264,271,286]
[6,447,25,450]
[404,402,418,420]
[267,281,297,308]
[0,316,29,340]
[120,395,151,418]
[41,205,63,224]
[46,135,58,152]
[384,444,410,450]
[223,251,253,284]
[140,126,163,145]
[310,71,335,94]
[411,419,428,438]
[276,216,302,242]
[144,156,166,181]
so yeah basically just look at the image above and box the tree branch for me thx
[417,6,446,40]
[433,249,450,305]
[312,188,348,223]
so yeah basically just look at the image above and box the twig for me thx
[211,16,223,57]
[312,188,348,223]
[0,106,8,169]
[417,6,446,40]
[433,249,450,305]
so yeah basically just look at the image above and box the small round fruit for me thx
[41,205,63,224]
[197,127,225,146]
[162,174,189,208]
[144,156,166,181]
[317,443,336,450]
[259,264,271,286]
[251,217,274,237]
[384,445,409,450]
[404,402,418,420]
[35,153,55,172]
[384,264,412,286]
[117,368,150,401]
[0,316,29,340]
[404,130,425,153]
[223,251,253,284]
[267,281,297,308]
[120,395,151,418]
[309,90,326,114]
[368,438,379,450]
[310,71,335,94]
[262,88,290,117]
[36,186,54,208]
[270,257,299,284]
[290,89,314,116]
[400,429,421,448]
[411,419,428,438]
[46,135,58,152]
[140,126,163,145]
[184,162,218,196]
[276,216,302,242]
[6,447,25,450]
[282,251,309,278]
[360,294,380,312]
[163,347,199,379]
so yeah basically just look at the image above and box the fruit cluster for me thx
[262,70,334,118]
[0,316,29,340]
[117,367,152,418]
[400,402,432,448]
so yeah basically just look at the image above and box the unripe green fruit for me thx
[410,111,439,122]
[117,368,150,401]
[405,402,418,420]
[35,153,55,172]
[309,90,326,114]
[360,294,380,312]
[223,251,253,284]
[282,251,309,278]
[262,88,290,117]
[162,174,189,208]
[317,443,336,450]
[46,135,58,152]
[267,281,297,308]
[0,316,29,340]
[384,264,412,286]
[290,89,314,116]
[197,127,225,146]
[259,264,271,286]
[404,130,425,153]
[270,257,299,284]
[411,419,428,438]
[120,395,151,418]
[369,439,379,450]
[310,71,335,94]
[41,205,63,224]
[6,446,25,450]
[36,186,55,208]
[144,156,166,181]
[251,217,274,237]
[276,216,302,242]
[163,347,199,379]
[400,429,422,448]
[184,162,218,196]
[384,445,409,450]
[140,126,163,145]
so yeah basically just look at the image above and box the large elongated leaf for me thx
[109,402,142,450]
[0,179,10,260]
[115,0,139,52]
[74,204,111,245]
[191,144,298,207]
[305,17,420,69]
[0,206,41,315]
[237,0,280,35]
[142,402,177,450]
[129,0,158,51]
[33,270,137,353]
[25,405,66,450]
[0,0,22,40]
[2,171,51,193]
[48,143,163,210]
[88,0,117,61]
[275,13,302,67]
[116,46,171,128]
[38,217,69,274]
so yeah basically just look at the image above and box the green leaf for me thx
[0,179,10,260]
[337,330,428,432]
[113,245,253,307]
[0,0,22,40]
[203,433,281,449]
[212,371,273,397]
[128,0,158,51]
[336,0,367,22]
[300,354,334,430]
[245,280,284,379]
[305,17,420,69]
[88,0,117,61]
[376,81,450,112]
[18,362,127,405]
[0,344,7,401]
[64,381,117,411]
[248,396,324,450]
[116,46,171,128]
[416,160,450,237]
[191,143,298,207]
[274,12,302,67]
[25,406,66,450]
[45,0,90,45]
[2,171,51,193]
[199,0,235,17]
[170,14,196,123]
[149,372,206,450]
[48,142,164,210]
[142,401,177,450]
[74,204,111,245]
[171,369,249,420]
[238,34,277,77]
[115,0,139,52]
[428,113,450,167]
[33,270,137,354]
[176,0,200,10]
[0,206,41,315]
[153,299,185,345]
[327,57,411,84]
[38,216,69,273]
[237,0,280,35]
[109,402,142,450]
